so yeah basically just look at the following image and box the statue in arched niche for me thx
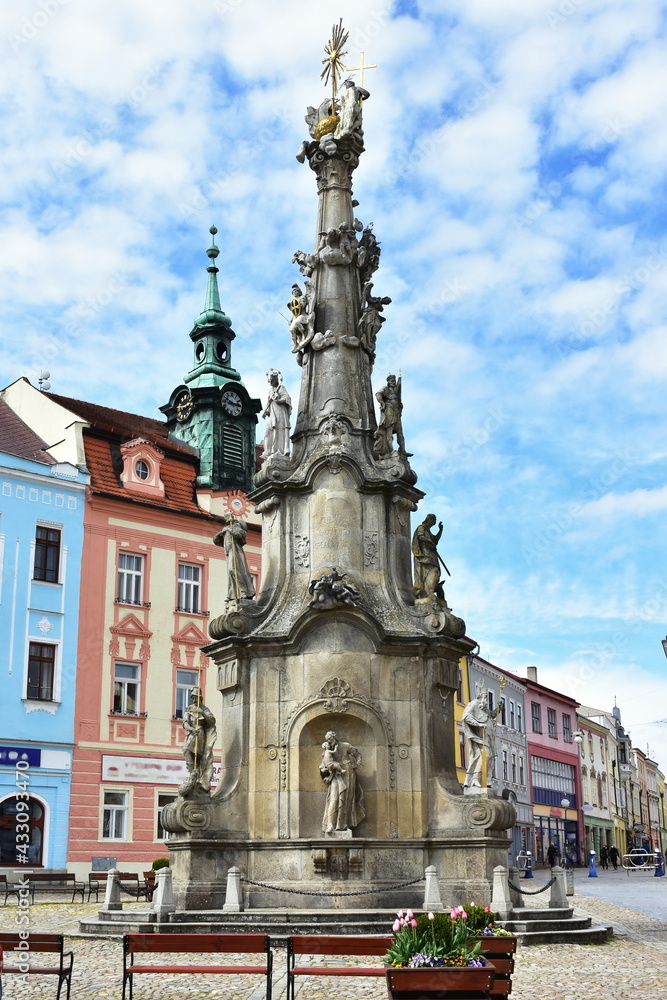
[319,730,365,834]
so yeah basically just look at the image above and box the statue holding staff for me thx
[214,516,255,601]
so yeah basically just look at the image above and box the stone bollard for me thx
[508,866,523,910]
[549,865,568,909]
[102,868,122,911]
[565,867,574,895]
[490,865,512,920]
[222,866,243,912]
[423,866,444,912]
[152,867,175,916]
[588,851,598,878]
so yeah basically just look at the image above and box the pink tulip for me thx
[460,910,468,920]
[398,910,403,918]
[393,919,401,932]
[450,908,458,919]
[411,919,417,927]
[428,912,434,921]
[406,909,413,920]
[485,906,491,912]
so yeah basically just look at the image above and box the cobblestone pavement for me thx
[1,889,666,1000]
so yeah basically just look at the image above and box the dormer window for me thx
[120,438,165,497]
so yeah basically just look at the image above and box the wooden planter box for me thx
[471,935,517,999]
[385,957,495,999]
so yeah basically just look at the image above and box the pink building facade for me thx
[525,667,582,866]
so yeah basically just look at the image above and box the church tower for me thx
[161,227,261,493]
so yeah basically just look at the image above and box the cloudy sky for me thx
[1,1,666,767]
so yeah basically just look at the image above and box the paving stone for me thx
[1,891,666,998]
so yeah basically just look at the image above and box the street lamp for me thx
[561,797,571,864]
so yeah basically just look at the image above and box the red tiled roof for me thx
[0,398,55,465]
[82,434,219,518]
[46,391,195,457]
[41,391,219,519]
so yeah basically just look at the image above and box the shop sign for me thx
[0,746,41,768]
[102,754,221,785]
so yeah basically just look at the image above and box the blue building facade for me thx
[0,403,86,869]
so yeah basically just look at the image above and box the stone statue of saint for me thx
[462,680,501,790]
[359,281,391,358]
[374,374,408,457]
[262,370,292,458]
[319,730,365,834]
[334,77,370,136]
[412,514,445,600]
[180,687,217,795]
[214,516,255,601]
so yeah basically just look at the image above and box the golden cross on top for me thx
[346,51,377,89]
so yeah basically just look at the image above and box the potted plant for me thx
[464,903,517,1000]
[385,906,495,998]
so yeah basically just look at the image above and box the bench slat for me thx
[290,967,385,976]
[289,934,392,956]
[128,964,269,974]
[126,933,269,953]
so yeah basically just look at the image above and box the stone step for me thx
[511,924,612,946]
[503,916,592,933]
[78,916,396,941]
[506,907,573,921]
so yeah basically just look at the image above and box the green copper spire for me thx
[195,225,232,328]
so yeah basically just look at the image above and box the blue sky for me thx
[1,1,666,767]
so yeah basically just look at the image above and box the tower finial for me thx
[197,223,225,323]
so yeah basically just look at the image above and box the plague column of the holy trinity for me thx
[163,23,515,910]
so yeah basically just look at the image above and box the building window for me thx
[488,691,494,712]
[156,793,177,840]
[530,755,576,805]
[27,642,55,700]
[619,742,627,764]
[175,669,199,720]
[516,704,522,733]
[519,756,525,784]
[177,564,201,613]
[600,739,605,763]
[135,459,150,480]
[33,526,61,583]
[116,552,144,605]
[457,668,464,703]
[509,701,515,729]
[511,753,517,783]
[502,751,508,780]
[458,731,466,769]
[499,698,506,726]
[547,708,557,738]
[102,790,128,840]
[531,702,542,734]
[113,662,139,714]
[562,713,572,743]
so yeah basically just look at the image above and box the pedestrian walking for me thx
[609,844,619,870]
[547,843,558,868]
[599,845,608,870]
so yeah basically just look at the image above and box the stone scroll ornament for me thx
[213,516,255,602]
[319,730,366,834]
[262,369,292,459]
[178,687,217,796]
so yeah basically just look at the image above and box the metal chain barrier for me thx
[507,876,556,895]
[240,875,423,898]
[117,882,154,899]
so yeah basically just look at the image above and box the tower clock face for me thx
[175,390,194,422]
[221,389,242,416]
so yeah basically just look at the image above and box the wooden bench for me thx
[122,932,273,1000]
[24,872,85,903]
[0,932,73,999]
[1,873,26,904]
[286,934,393,1000]
[87,871,143,902]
